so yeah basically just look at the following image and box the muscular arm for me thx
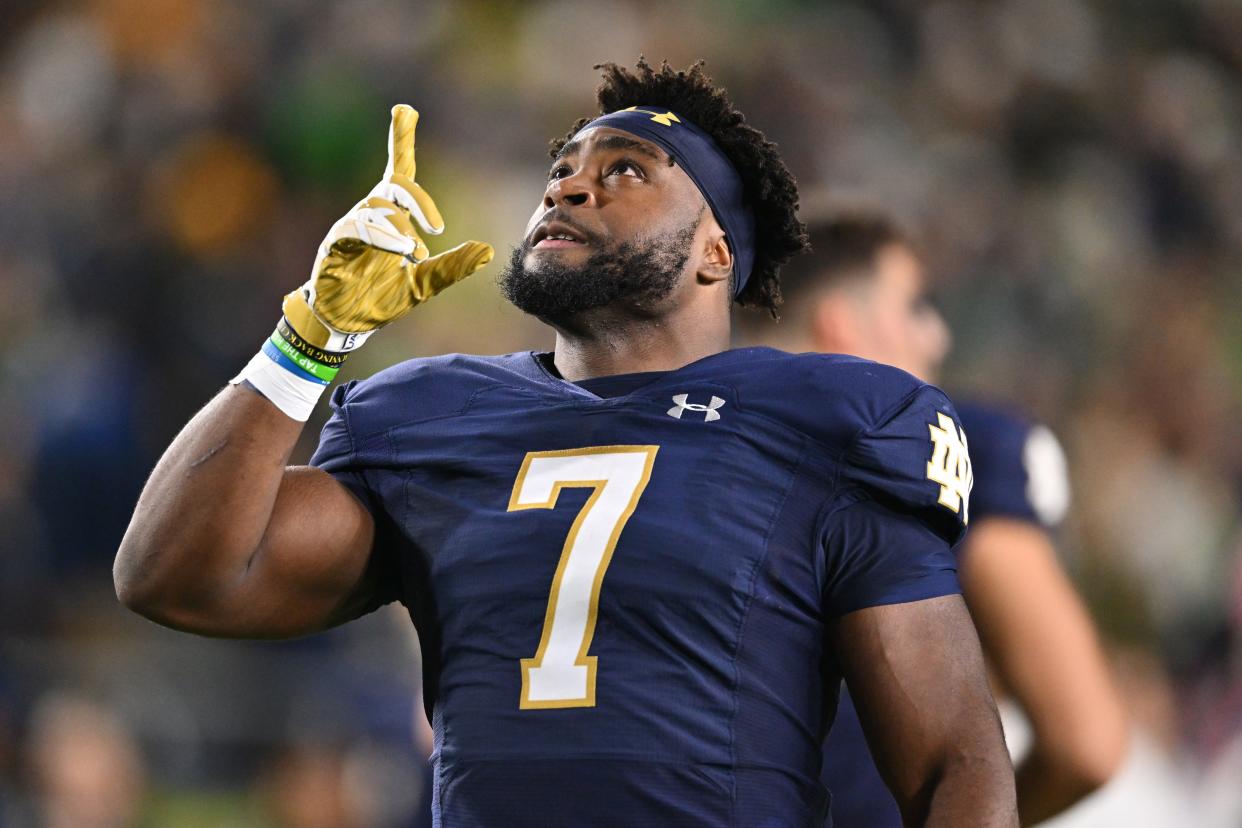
[113,385,379,639]
[960,518,1128,824]
[831,595,1018,828]
[113,105,490,640]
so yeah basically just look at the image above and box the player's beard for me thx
[498,218,698,326]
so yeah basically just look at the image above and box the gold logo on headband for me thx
[623,106,681,127]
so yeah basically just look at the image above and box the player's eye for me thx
[608,159,645,179]
[548,163,573,181]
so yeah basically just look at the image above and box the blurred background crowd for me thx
[1,0,1241,825]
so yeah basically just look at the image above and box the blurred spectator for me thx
[25,693,147,828]
[258,743,363,828]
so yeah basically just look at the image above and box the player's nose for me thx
[543,171,596,210]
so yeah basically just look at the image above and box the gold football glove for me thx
[283,104,494,351]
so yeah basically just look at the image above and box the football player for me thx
[752,211,1128,826]
[114,61,1016,826]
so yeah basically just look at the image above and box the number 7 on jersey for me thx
[508,446,659,709]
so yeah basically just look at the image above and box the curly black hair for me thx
[552,59,808,315]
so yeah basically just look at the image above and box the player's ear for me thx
[696,221,733,286]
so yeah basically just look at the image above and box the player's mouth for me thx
[531,221,589,249]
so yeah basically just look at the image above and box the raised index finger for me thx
[385,104,418,180]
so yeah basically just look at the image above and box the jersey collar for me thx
[523,348,778,401]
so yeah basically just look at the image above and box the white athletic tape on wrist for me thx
[230,350,328,422]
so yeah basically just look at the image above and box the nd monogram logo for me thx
[622,106,681,126]
[667,393,725,422]
[926,412,973,522]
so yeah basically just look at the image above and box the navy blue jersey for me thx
[820,400,1069,827]
[955,402,1069,529]
[309,347,972,827]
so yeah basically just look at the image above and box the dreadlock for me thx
[552,59,807,315]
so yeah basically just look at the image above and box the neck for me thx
[551,305,731,381]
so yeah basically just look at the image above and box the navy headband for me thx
[576,106,757,296]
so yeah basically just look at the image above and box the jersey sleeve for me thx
[821,495,961,616]
[1021,425,1070,527]
[843,383,973,547]
[957,403,1071,529]
[308,380,404,611]
[819,383,972,616]
[309,381,379,512]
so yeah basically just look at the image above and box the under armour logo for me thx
[623,106,681,126]
[667,394,725,421]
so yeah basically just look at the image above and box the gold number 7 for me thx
[507,445,659,709]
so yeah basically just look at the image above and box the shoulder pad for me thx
[723,349,930,451]
[310,352,531,470]
[327,352,532,438]
[843,383,973,546]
